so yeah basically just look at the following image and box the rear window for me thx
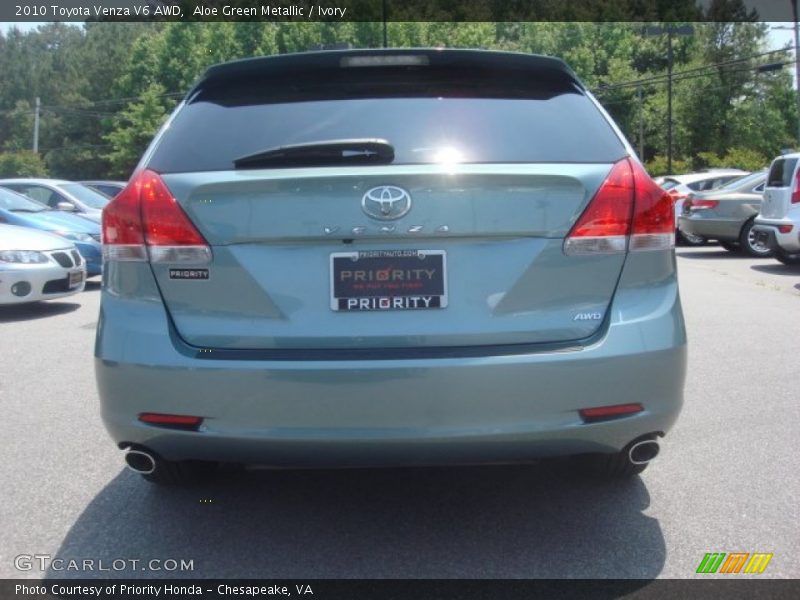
[686,180,705,191]
[660,179,680,191]
[767,158,798,187]
[148,69,626,173]
[716,171,764,192]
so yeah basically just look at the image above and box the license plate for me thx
[330,250,447,311]
[68,270,84,288]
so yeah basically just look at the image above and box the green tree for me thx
[104,84,169,178]
[0,151,48,177]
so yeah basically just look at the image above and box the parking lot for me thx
[1,247,799,580]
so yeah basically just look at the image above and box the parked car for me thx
[677,171,770,257]
[96,49,686,485]
[0,224,85,305]
[0,178,111,223]
[80,180,127,199]
[753,153,800,265]
[659,170,748,245]
[0,186,102,276]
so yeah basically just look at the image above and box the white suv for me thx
[754,154,800,265]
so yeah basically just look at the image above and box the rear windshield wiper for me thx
[233,138,394,169]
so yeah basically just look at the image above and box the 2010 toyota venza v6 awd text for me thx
[95,49,687,485]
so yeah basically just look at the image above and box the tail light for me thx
[138,413,204,430]
[792,168,800,204]
[668,189,687,202]
[102,169,211,263]
[564,158,674,255]
[684,199,719,210]
[579,403,643,422]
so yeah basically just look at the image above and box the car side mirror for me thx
[56,201,76,211]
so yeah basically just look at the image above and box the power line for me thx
[594,47,796,94]
[38,143,114,153]
[37,91,184,112]
[597,61,795,108]
[41,107,118,118]
[0,90,183,117]
[597,58,797,102]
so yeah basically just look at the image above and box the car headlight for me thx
[0,250,49,264]
[56,231,94,243]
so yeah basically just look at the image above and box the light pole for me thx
[33,97,40,154]
[645,24,694,174]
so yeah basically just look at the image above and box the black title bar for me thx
[1,1,798,23]
[4,579,800,600]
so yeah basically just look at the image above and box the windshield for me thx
[0,187,48,211]
[58,183,111,209]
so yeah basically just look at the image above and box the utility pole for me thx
[667,28,673,174]
[644,24,694,174]
[793,0,800,142]
[33,97,40,154]
[382,0,388,48]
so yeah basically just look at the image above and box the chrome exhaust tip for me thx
[628,439,660,465]
[124,449,156,474]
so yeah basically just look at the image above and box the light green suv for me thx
[95,49,686,484]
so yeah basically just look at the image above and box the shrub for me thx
[0,151,49,178]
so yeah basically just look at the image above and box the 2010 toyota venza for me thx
[95,49,686,484]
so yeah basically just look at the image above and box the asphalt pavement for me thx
[1,247,799,579]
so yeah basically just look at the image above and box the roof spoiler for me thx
[187,49,584,97]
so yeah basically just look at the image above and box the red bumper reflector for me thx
[778,225,793,234]
[138,413,203,427]
[579,403,643,421]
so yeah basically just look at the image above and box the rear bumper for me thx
[753,219,800,253]
[678,214,741,241]
[95,253,687,466]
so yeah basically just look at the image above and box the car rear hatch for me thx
[761,156,798,219]
[105,50,671,352]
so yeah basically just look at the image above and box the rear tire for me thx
[739,219,773,258]
[773,247,800,265]
[572,435,657,479]
[678,230,706,246]
[720,241,740,253]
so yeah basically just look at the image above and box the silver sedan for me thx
[677,171,770,257]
